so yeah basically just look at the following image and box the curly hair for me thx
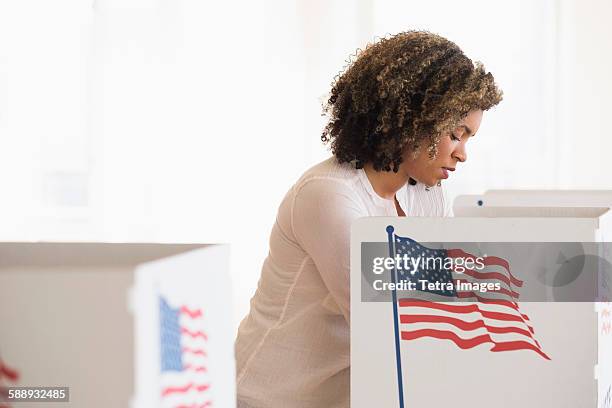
[321,31,503,172]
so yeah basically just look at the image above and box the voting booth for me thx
[0,242,235,408]
[454,189,612,215]
[351,207,612,408]
[452,190,612,408]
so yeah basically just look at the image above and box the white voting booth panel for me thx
[456,192,612,408]
[0,243,234,408]
[454,190,612,215]
[351,210,612,408]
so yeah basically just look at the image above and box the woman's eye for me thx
[450,133,461,142]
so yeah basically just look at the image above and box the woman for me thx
[235,31,502,407]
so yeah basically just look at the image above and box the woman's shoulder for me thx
[276,157,368,241]
[294,157,362,192]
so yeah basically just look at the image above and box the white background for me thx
[0,0,611,328]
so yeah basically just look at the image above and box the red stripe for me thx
[180,306,203,319]
[446,248,523,287]
[467,298,530,322]
[175,403,213,408]
[0,361,19,381]
[453,294,531,322]
[182,347,207,357]
[181,327,209,341]
[401,314,534,338]
[399,299,533,333]
[400,314,540,348]
[183,364,208,373]
[402,328,491,349]
[401,329,550,360]
[161,383,210,397]
[195,384,210,392]
[491,340,551,359]
[400,299,526,322]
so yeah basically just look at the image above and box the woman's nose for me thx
[452,147,467,163]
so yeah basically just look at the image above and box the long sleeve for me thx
[291,178,366,324]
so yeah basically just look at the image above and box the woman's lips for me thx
[441,167,455,179]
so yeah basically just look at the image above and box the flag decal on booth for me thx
[385,225,549,408]
[160,295,212,407]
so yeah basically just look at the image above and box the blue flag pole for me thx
[386,225,405,408]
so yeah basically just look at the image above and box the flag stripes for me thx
[160,296,213,407]
[391,232,550,360]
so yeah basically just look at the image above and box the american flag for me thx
[160,296,212,408]
[389,230,550,360]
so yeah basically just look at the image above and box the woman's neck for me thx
[363,163,410,200]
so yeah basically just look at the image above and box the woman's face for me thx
[401,109,483,187]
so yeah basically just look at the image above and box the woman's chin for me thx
[407,175,438,188]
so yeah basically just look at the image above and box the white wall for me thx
[556,0,612,189]
[0,0,611,329]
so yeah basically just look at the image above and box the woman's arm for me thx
[292,178,365,324]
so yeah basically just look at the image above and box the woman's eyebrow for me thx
[461,125,475,136]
